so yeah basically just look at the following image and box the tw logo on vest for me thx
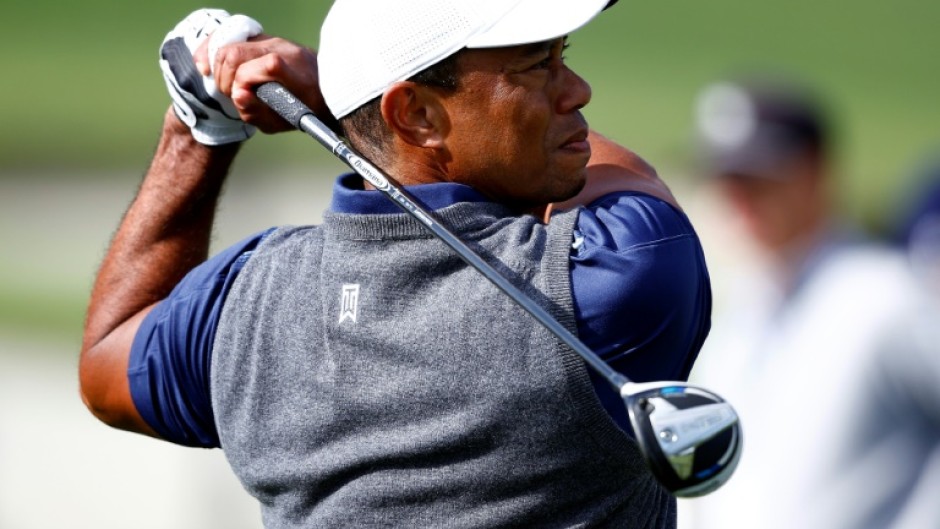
[339,284,360,324]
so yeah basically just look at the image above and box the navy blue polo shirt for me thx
[129,174,711,447]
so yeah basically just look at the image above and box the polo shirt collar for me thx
[329,173,489,214]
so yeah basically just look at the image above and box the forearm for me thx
[80,108,239,430]
[85,108,238,346]
[548,131,678,217]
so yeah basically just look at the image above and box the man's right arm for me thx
[79,10,331,438]
[79,111,239,437]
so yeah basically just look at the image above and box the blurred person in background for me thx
[894,156,940,265]
[813,159,940,528]
[816,160,940,528]
[678,77,931,529]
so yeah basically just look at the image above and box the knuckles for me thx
[208,36,324,134]
[215,38,318,83]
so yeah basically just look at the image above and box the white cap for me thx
[318,0,611,119]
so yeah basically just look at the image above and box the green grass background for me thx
[1,0,938,340]
[3,1,938,212]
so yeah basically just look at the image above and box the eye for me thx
[530,43,570,71]
[531,55,553,70]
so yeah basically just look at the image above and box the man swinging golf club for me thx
[80,1,728,526]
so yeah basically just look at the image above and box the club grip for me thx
[255,82,313,129]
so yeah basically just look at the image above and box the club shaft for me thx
[257,82,631,390]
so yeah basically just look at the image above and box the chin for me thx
[551,172,587,202]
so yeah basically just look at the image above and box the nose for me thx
[557,66,592,114]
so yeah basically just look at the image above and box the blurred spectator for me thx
[679,77,932,529]
[894,157,940,292]
[820,158,940,528]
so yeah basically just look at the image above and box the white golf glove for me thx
[159,9,263,146]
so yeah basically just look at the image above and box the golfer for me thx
[80,1,712,527]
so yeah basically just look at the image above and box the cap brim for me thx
[706,150,789,180]
[702,126,815,179]
[466,0,610,48]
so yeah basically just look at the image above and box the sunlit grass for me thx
[1,0,938,338]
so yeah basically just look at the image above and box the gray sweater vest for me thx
[211,202,675,528]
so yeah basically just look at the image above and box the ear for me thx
[380,82,448,149]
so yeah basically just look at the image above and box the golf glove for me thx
[159,9,263,146]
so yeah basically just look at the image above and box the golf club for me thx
[256,81,742,497]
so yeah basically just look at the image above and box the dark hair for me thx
[340,49,464,162]
[408,50,462,91]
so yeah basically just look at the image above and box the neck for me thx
[360,144,450,188]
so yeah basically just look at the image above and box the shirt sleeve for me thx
[127,228,274,447]
[570,192,712,427]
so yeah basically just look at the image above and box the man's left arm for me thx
[546,130,678,219]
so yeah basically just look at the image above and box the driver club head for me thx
[622,382,742,497]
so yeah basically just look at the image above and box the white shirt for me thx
[680,231,933,529]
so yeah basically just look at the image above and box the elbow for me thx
[78,350,118,426]
[79,308,159,436]
[78,345,141,432]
